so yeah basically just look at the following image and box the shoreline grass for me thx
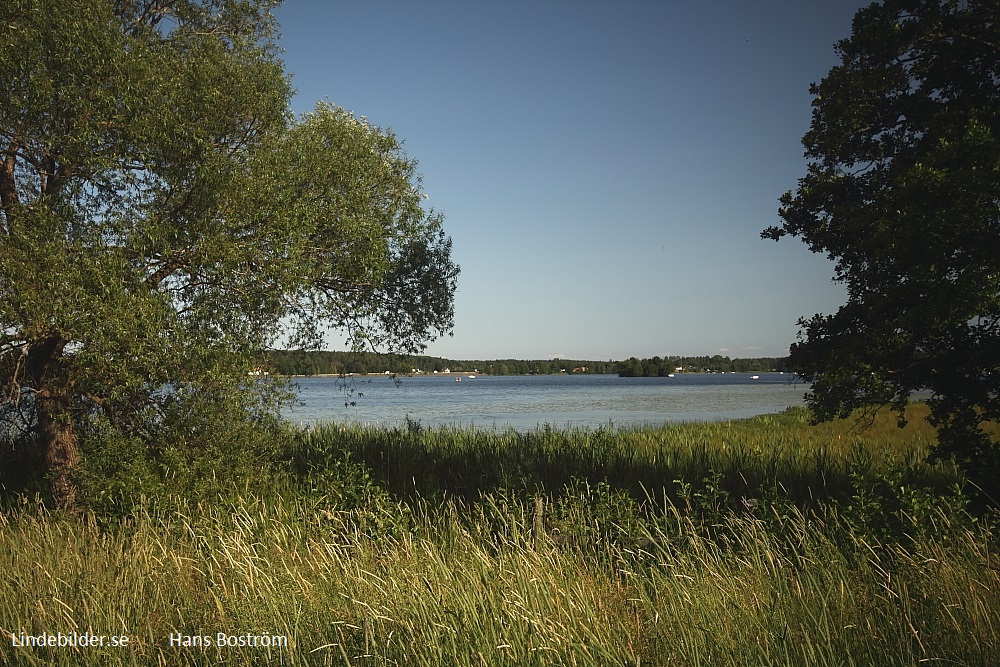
[1,406,997,666]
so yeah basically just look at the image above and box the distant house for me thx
[571,366,587,373]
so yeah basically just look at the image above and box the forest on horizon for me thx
[264,350,789,377]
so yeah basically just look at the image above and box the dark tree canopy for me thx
[764,0,1000,495]
[0,0,458,507]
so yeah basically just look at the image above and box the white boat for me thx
[750,375,760,380]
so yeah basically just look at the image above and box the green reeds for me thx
[288,404,948,511]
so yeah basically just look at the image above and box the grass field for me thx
[1,405,997,666]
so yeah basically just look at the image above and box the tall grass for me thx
[1,406,997,666]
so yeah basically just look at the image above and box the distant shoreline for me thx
[266,351,787,378]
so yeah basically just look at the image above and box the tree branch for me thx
[146,250,191,286]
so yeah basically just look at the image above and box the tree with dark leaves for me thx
[764,0,999,498]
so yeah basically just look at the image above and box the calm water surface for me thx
[284,373,808,430]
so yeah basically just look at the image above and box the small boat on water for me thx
[750,375,760,380]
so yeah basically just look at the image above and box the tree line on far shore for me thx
[616,355,789,376]
[264,350,787,377]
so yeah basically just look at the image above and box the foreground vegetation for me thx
[1,405,998,666]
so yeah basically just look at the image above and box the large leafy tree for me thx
[0,0,458,507]
[764,0,999,495]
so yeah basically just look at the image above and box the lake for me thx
[283,372,809,430]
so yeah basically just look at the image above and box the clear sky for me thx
[273,0,870,361]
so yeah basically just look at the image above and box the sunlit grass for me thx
[1,405,997,666]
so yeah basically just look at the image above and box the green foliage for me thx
[546,477,644,547]
[277,426,394,507]
[837,462,978,546]
[763,0,1000,495]
[0,0,457,506]
[75,378,291,519]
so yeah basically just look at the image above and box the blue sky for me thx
[273,0,870,361]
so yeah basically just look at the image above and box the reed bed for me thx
[1,406,997,666]
[289,404,949,509]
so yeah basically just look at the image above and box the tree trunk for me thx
[26,336,79,510]
[36,389,79,510]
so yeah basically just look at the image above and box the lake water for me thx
[283,373,809,430]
